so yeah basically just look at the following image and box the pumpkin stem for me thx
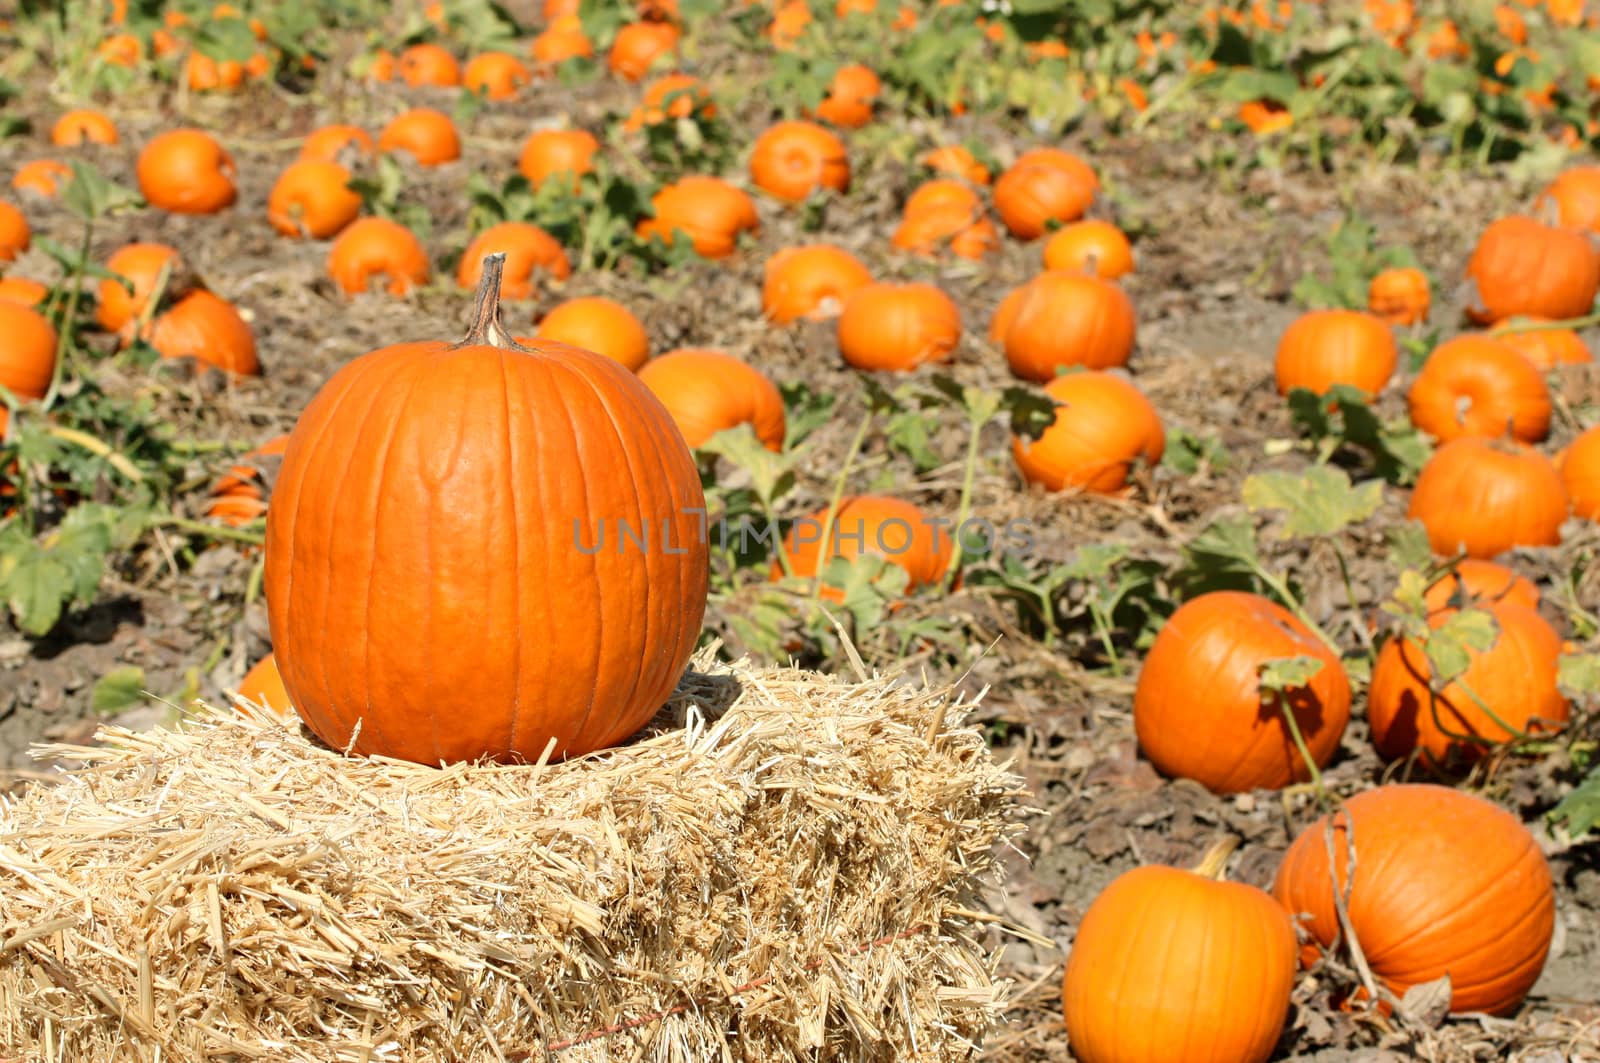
[1191,836,1240,880]
[457,252,523,350]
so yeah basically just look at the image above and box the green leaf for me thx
[1257,655,1326,692]
[696,424,795,504]
[1004,385,1062,441]
[779,381,836,449]
[1062,543,1128,581]
[1385,521,1433,573]
[1558,653,1600,698]
[91,666,148,715]
[1549,764,1600,838]
[1423,608,1498,686]
[1183,514,1260,572]
[1162,427,1230,476]
[1243,465,1383,539]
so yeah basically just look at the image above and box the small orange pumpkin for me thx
[1370,600,1568,766]
[531,15,594,65]
[1560,423,1600,520]
[1494,318,1594,369]
[1533,166,1600,233]
[1407,335,1550,443]
[892,181,998,261]
[608,20,679,81]
[0,277,47,308]
[50,109,119,146]
[999,272,1136,382]
[397,42,461,87]
[920,145,989,185]
[1041,219,1134,278]
[1064,840,1296,1063]
[1423,559,1540,614]
[0,201,29,262]
[534,296,651,370]
[836,283,961,372]
[777,494,953,592]
[748,121,850,204]
[993,148,1098,240]
[11,160,71,198]
[1465,215,1600,325]
[1273,784,1555,1016]
[184,51,247,92]
[378,108,462,167]
[97,243,183,337]
[518,129,600,189]
[762,244,873,324]
[636,176,759,260]
[237,653,292,713]
[1408,437,1566,559]
[463,51,531,99]
[0,302,59,402]
[145,290,259,376]
[1367,266,1430,325]
[137,130,237,214]
[813,64,880,128]
[766,0,813,50]
[267,161,361,240]
[457,222,571,301]
[638,349,786,450]
[327,217,431,297]
[1135,591,1351,793]
[209,434,289,526]
[1273,309,1398,398]
[1013,371,1164,495]
[299,124,375,164]
[622,74,714,131]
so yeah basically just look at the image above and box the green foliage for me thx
[1257,654,1326,691]
[1243,465,1382,539]
[348,155,433,239]
[1292,214,1421,311]
[91,665,148,715]
[1285,386,1431,485]
[1162,427,1230,476]
[0,503,150,635]
[1549,766,1600,839]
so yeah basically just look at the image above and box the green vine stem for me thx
[807,406,873,609]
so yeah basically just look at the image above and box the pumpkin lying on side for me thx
[137,130,236,214]
[1464,215,1599,325]
[1273,784,1555,1016]
[762,244,872,323]
[1406,335,1550,444]
[993,148,1098,240]
[637,176,759,260]
[1064,838,1296,1063]
[749,120,850,204]
[1012,370,1163,495]
[638,349,785,451]
[263,254,709,766]
[836,282,961,372]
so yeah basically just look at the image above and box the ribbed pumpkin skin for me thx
[264,335,708,765]
[1407,438,1566,559]
[1274,309,1398,397]
[1369,603,1568,766]
[1563,424,1600,520]
[1272,784,1555,1016]
[637,349,785,450]
[748,121,850,203]
[1002,272,1135,382]
[1134,591,1351,793]
[1465,216,1600,324]
[1063,862,1296,1063]
[1406,336,1550,443]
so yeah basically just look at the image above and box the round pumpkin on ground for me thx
[814,64,879,127]
[299,124,374,164]
[762,244,873,324]
[97,243,183,336]
[1494,318,1594,370]
[1464,215,1599,325]
[1369,601,1568,767]
[836,283,961,372]
[1367,267,1430,325]
[0,201,29,262]
[777,494,952,593]
[145,290,259,376]
[999,272,1135,382]
[1407,437,1566,559]
[1134,591,1351,794]
[237,653,291,712]
[1012,371,1163,495]
[0,302,59,403]
[263,256,708,765]
[920,145,989,185]
[267,161,361,240]
[397,42,460,87]
[1041,220,1134,278]
[1422,559,1539,614]
[638,349,785,451]
[1064,839,1296,1063]
[0,277,48,308]
[636,176,759,260]
[1272,784,1555,1016]
[608,19,679,81]
[1562,424,1600,520]
[328,218,431,297]
[1406,335,1550,444]
[518,129,599,189]
[1274,309,1398,398]
[378,109,461,166]
[51,109,119,146]
[457,222,571,301]
[993,148,1098,240]
[1534,166,1600,233]
[463,51,530,99]
[749,121,850,204]
[137,130,236,214]
[531,15,593,65]
[534,296,650,370]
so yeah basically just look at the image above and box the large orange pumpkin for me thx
[378,108,462,166]
[457,222,571,300]
[1406,335,1550,443]
[1134,591,1350,793]
[1369,601,1568,766]
[1063,840,1296,1063]
[1012,371,1164,494]
[636,176,759,259]
[836,283,961,371]
[145,290,259,376]
[136,129,237,214]
[778,494,952,592]
[1562,423,1600,519]
[1407,438,1566,559]
[637,349,785,450]
[999,272,1135,382]
[993,148,1098,240]
[1272,784,1555,1016]
[1464,215,1600,325]
[748,121,850,204]
[761,244,873,323]
[1494,318,1594,369]
[533,296,651,370]
[1274,309,1398,397]
[264,256,708,765]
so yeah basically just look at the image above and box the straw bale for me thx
[0,649,1026,1061]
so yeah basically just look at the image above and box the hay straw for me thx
[0,649,1026,1061]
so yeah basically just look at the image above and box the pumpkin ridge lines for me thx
[497,348,525,757]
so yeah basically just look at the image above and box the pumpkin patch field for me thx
[2,0,1600,1059]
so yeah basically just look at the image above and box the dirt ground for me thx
[1,38,1597,1062]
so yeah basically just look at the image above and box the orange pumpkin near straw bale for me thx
[776,494,953,594]
[263,255,708,765]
